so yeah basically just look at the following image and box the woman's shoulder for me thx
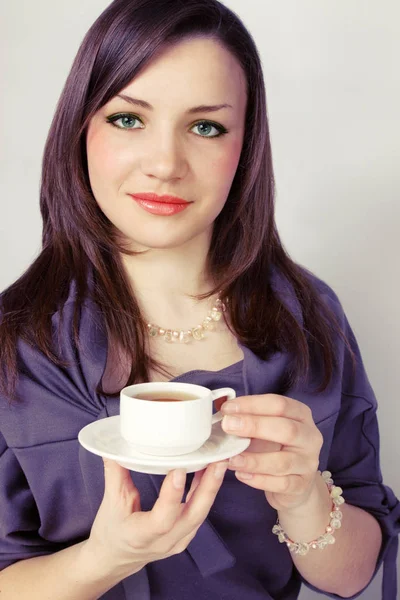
[0,276,107,399]
[302,268,344,310]
[50,277,101,328]
[1,277,100,343]
[0,278,107,430]
[271,263,346,326]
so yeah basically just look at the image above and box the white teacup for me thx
[120,382,236,456]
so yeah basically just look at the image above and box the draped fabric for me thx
[1,268,398,599]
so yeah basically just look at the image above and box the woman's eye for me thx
[191,121,227,138]
[106,114,227,139]
[107,114,141,129]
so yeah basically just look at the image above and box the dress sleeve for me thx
[0,431,72,570]
[0,299,107,572]
[301,314,400,599]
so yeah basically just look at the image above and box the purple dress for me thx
[0,268,399,599]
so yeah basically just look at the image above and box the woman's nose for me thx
[140,134,188,181]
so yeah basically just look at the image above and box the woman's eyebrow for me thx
[116,94,233,114]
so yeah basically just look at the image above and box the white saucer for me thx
[78,415,251,474]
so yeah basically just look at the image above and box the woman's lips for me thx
[131,192,189,204]
[130,195,190,216]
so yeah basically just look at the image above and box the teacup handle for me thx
[211,388,236,424]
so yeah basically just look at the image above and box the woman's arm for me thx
[0,539,139,600]
[278,473,383,598]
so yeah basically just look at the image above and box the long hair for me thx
[0,0,351,401]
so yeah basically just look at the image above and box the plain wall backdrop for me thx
[0,1,399,598]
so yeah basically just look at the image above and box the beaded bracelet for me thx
[272,470,345,556]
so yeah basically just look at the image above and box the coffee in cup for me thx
[133,390,199,402]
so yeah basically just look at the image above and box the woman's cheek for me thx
[88,137,133,191]
[209,146,242,193]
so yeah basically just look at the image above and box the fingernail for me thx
[173,469,186,489]
[222,402,238,414]
[214,462,228,479]
[223,416,242,431]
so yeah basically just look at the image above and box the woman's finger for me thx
[222,415,313,449]
[128,461,227,548]
[234,472,306,495]
[102,458,141,515]
[185,468,206,504]
[147,469,189,534]
[222,394,312,423]
[126,468,188,547]
[227,450,318,477]
[179,461,228,525]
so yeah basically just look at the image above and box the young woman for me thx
[0,1,398,599]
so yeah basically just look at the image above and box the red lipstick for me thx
[129,193,191,216]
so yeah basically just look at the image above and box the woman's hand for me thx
[221,394,323,513]
[83,458,228,582]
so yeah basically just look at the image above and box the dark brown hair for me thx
[0,0,351,401]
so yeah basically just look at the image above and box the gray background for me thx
[0,1,399,598]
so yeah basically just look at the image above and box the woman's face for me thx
[86,37,247,252]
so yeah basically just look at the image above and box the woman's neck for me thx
[120,235,219,326]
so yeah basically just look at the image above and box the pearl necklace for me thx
[146,295,228,343]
